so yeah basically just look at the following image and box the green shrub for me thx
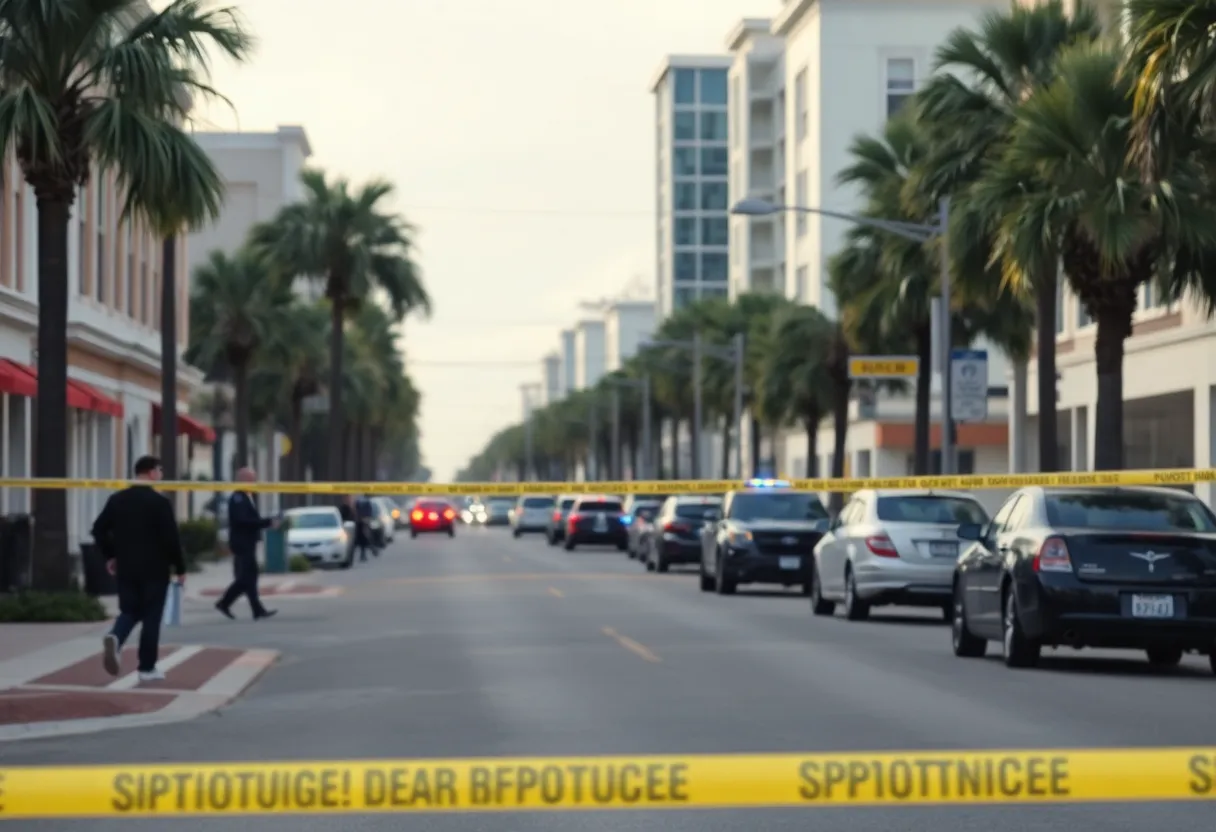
[0,591,108,622]
[287,553,312,573]
[179,518,219,572]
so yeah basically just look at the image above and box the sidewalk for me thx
[0,622,277,742]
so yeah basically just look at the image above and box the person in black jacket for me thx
[92,455,186,681]
[215,467,279,620]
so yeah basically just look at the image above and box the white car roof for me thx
[286,507,340,516]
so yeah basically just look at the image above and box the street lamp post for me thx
[731,196,955,474]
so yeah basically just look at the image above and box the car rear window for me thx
[876,496,987,524]
[1045,492,1216,532]
[729,492,828,521]
[635,505,659,521]
[579,501,622,513]
[416,502,450,512]
[559,498,577,510]
[522,497,555,508]
[675,502,721,519]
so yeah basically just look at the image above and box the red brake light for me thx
[1033,536,1072,573]
[443,509,455,520]
[411,509,423,521]
[865,534,899,558]
[427,512,438,521]
[665,522,690,534]
[553,510,562,522]
[567,512,581,527]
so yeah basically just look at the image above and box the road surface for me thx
[3,524,1213,830]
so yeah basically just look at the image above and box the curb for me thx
[0,648,279,743]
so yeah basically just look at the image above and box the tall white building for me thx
[726,19,787,299]
[558,329,576,395]
[540,353,562,405]
[604,301,656,372]
[573,320,606,390]
[650,56,733,320]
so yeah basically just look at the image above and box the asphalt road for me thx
[3,524,1214,831]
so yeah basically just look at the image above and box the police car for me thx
[699,479,831,595]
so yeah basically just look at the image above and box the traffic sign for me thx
[950,349,988,422]
[848,356,919,379]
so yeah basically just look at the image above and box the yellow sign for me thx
[0,468,1212,496]
[848,356,919,378]
[0,747,1213,817]
[280,436,292,457]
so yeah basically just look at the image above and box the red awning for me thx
[0,360,123,416]
[152,403,217,444]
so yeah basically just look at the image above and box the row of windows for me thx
[673,284,729,311]
[1053,277,1171,333]
[673,110,729,143]
[674,252,729,283]
[674,181,728,212]
[672,68,728,107]
[673,146,729,178]
[674,215,729,247]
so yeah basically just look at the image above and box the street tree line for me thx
[457,0,1216,485]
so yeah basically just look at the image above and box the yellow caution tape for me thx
[0,467,1211,495]
[0,748,1213,817]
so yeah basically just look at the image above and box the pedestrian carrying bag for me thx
[163,580,182,627]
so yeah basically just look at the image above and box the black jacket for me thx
[92,485,186,580]
[228,491,273,557]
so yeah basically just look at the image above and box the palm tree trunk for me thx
[1036,276,1060,471]
[805,416,820,478]
[286,395,303,509]
[669,419,680,479]
[233,361,251,470]
[344,422,358,481]
[1092,310,1126,471]
[829,370,851,516]
[31,197,72,591]
[326,295,345,484]
[750,415,761,477]
[913,323,932,474]
[210,393,224,481]
[720,415,731,478]
[159,236,178,482]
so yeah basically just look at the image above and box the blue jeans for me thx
[111,575,169,672]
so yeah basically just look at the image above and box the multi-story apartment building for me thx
[726,19,787,299]
[540,353,562,406]
[559,329,577,396]
[603,301,655,372]
[650,56,733,319]
[573,320,607,391]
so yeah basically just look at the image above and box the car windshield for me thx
[579,501,621,513]
[522,497,555,508]
[675,501,721,520]
[1045,492,1216,532]
[729,492,827,521]
[416,502,449,513]
[288,512,340,529]
[635,505,659,521]
[876,495,988,524]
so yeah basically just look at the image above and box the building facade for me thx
[650,56,733,319]
[559,329,577,396]
[603,301,656,372]
[573,320,607,391]
[540,353,562,406]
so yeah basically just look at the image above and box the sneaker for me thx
[138,668,165,682]
[102,634,121,676]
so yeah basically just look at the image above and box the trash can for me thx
[263,528,287,574]
[81,541,117,597]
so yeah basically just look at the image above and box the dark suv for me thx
[564,496,628,551]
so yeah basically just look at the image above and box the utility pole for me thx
[692,331,703,479]
[610,387,621,480]
[938,196,955,475]
[732,332,744,479]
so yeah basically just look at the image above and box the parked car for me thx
[484,497,515,527]
[811,489,989,621]
[512,495,556,537]
[951,486,1216,673]
[564,495,628,551]
[546,495,579,545]
[641,496,721,572]
[371,497,396,545]
[284,507,355,569]
[625,499,664,559]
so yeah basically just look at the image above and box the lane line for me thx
[602,627,661,664]
[547,587,564,598]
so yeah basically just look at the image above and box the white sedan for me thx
[285,507,355,569]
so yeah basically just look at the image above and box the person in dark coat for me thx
[354,494,377,561]
[92,455,186,681]
[215,467,279,620]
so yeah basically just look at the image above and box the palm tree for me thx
[252,170,430,481]
[0,0,252,590]
[913,0,1102,473]
[760,305,834,477]
[186,249,293,472]
[981,41,1216,468]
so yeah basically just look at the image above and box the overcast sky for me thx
[195,0,762,480]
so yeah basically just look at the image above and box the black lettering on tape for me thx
[1189,754,1214,795]
[798,762,821,799]
[366,766,458,807]
[467,762,688,807]
[0,770,5,813]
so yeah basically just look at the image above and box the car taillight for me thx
[411,509,423,521]
[567,513,581,527]
[553,510,562,522]
[1033,536,1072,573]
[427,512,438,521]
[443,509,455,520]
[665,522,690,534]
[865,534,899,558]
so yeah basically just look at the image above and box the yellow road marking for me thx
[602,627,661,663]
[548,587,564,598]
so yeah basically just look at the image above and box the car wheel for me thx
[645,557,655,572]
[810,565,835,616]
[698,562,714,592]
[1002,587,1041,668]
[548,533,559,547]
[951,583,986,658]
[1209,652,1216,676]
[1146,646,1183,667]
[654,553,668,573]
[564,539,576,551]
[410,530,418,539]
[715,555,736,595]
[513,529,521,539]
[447,527,455,538]
[843,569,869,621]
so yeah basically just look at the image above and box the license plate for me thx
[594,515,607,531]
[928,541,957,557]
[779,557,800,570]
[1131,594,1174,618]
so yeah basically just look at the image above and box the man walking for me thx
[215,467,278,620]
[93,455,185,682]
[354,493,377,561]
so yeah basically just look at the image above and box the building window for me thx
[674,183,697,211]
[140,260,149,324]
[699,69,727,105]
[701,181,728,211]
[702,285,729,300]
[700,147,728,176]
[95,173,106,303]
[675,215,698,246]
[885,58,915,118]
[673,147,697,177]
[701,217,728,246]
[674,252,697,282]
[77,184,87,296]
[795,171,808,235]
[701,252,728,281]
[674,286,697,310]
[700,110,728,142]
[795,266,808,300]
[1055,278,1064,334]
[673,69,696,105]
[674,111,696,141]
[794,68,807,141]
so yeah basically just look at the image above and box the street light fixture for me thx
[731,196,956,474]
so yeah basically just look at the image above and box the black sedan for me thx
[564,496,628,551]
[642,496,722,572]
[951,485,1216,673]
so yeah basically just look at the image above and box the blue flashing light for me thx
[621,515,633,525]
[745,478,791,489]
